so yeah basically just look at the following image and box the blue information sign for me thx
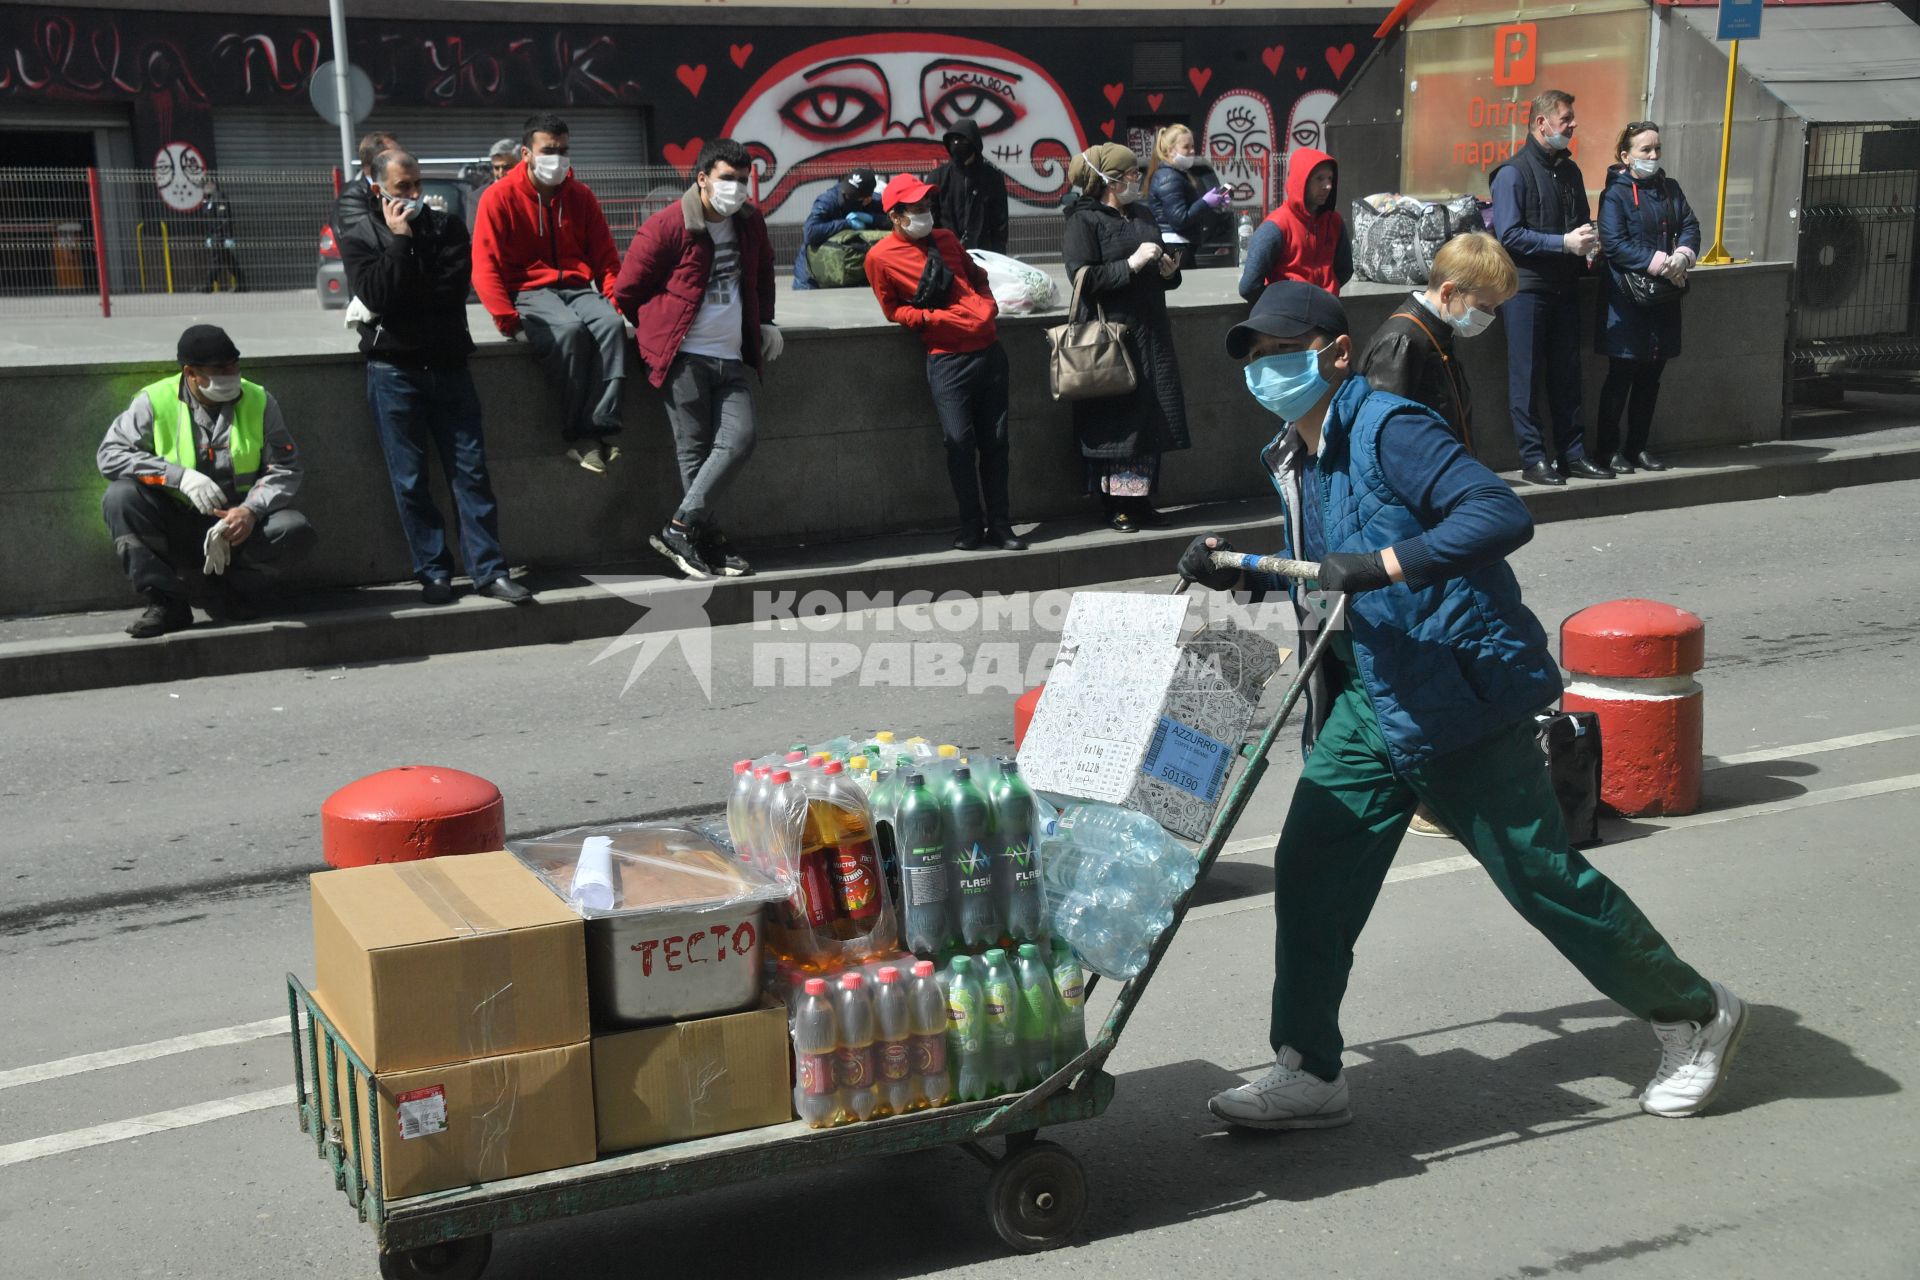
[1718,0,1763,41]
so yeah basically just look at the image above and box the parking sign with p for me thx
[1494,23,1537,87]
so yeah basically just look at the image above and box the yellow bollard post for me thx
[135,222,148,291]
[160,221,174,294]
[1700,38,1740,265]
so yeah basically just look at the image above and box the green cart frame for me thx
[287,558,1329,1279]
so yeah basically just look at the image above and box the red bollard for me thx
[1013,685,1045,751]
[321,766,506,869]
[1560,600,1705,817]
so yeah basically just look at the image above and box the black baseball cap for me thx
[177,324,240,366]
[1225,281,1349,359]
[840,168,877,198]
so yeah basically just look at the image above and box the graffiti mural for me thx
[1205,89,1277,210]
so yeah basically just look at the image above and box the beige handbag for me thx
[1045,267,1137,402]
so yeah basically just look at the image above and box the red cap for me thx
[912,960,935,977]
[785,750,806,763]
[824,761,845,775]
[771,769,793,783]
[754,765,770,778]
[804,977,827,996]
[882,173,935,211]
[733,759,751,774]
[877,965,900,982]
[840,972,864,989]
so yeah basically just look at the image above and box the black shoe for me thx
[421,577,454,606]
[1563,457,1616,480]
[985,523,1029,551]
[698,525,752,577]
[1608,453,1636,475]
[1634,451,1669,472]
[953,526,984,551]
[479,576,533,604]
[126,593,191,639]
[650,523,712,578]
[1521,462,1566,487]
[1109,510,1141,533]
[200,580,260,623]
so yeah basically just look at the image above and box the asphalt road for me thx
[3,483,1917,1277]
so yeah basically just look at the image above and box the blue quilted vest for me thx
[1266,375,1563,773]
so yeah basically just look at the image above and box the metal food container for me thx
[510,824,789,1030]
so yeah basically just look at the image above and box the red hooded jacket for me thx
[612,187,777,387]
[863,228,999,355]
[1259,146,1347,293]
[471,165,621,324]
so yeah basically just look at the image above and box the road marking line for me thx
[1649,771,1920,831]
[0,1086,290,1169]
[1707,724,1920,769]
[0,1017,286,1092]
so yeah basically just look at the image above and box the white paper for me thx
[569,835,616,913]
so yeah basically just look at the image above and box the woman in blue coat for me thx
[1594,122,1700,472]
[1146,125,1232,267]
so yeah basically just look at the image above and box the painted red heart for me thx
[663,138,703,175]
[1187,67,1213,95]
[1326,43,1356,79]
[1146,92,1165,112]
[1295,66,1309,81]
[1100,119,1116,139]
[729,43,752,70]
[1103,82,1125,108]
[676,64,708,97]
[1262,45,1286,76]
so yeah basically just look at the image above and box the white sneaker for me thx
[1640,980,1748,1117]
[1207,1046,1352,1130]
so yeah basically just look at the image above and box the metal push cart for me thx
[287,558,1332,1280]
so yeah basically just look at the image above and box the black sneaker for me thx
[698,525,752,577]
[126,593,191,639]
[650,523,712,579]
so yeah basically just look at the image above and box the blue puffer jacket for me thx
[793,187,882,290]
[1596,165,1701,362]
[1264,376,1563,773]
[1149,162,1230,244]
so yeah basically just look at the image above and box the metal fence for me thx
[1793,123,1920,383]
[0,157,1269,319]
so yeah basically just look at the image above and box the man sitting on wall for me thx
[794,167,883,290]
[97,325,316,638]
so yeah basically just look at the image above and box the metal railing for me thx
[1793,123,1920,381]
[0,157,1270,319]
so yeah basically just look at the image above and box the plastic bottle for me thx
[747,764,778,870]
[771,769,834,932]
[793,977,842,1128]
[908,959,951,1109]
[833,972,879,1122]
[816,762,883,936]
[872,966,914,1118]
[1013,943,1057,1088]
[980,947,1019,1096]
[896,771,953,956]
[1049,938,1089,1063]
[945,766,999,948]
[990,758,1045,942]
[1237,210,1254,262]
[946,955,988,1102]
[726,760,759,869]
[868,763,905,899]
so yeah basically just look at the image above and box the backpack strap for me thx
[1389,309,1473,451]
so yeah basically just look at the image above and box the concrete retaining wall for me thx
[7,263,1790,615]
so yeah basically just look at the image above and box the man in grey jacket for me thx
[98,324,316,638]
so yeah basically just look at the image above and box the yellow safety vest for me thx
[142,374,266,498]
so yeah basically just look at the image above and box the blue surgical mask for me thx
[1244,349,1330,421]
[1542,130,1573,153]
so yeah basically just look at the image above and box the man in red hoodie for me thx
[1238,146,1354,303]
[863,174,1025,552]
[472,113,626,474]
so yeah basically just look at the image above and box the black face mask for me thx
[949,142,979,164]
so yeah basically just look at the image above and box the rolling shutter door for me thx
[212,106,648,170]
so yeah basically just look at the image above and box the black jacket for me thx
[927,120,1010,255]
[337,203,476,367]
[332,177,378,241]
[1357,294,1474,446]
[1490,137,1591,293]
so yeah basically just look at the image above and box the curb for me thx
[7,439,1920,699]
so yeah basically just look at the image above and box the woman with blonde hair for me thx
[1146,124,1232,266]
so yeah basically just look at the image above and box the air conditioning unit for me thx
[1796,171,1917,341]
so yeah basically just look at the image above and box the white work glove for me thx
[202,523,232,577]
[1127,242,1162,272]
[343,296,378,330]
[760,323,785,363]
[1563,223,1599,257]
[177,469,223,515]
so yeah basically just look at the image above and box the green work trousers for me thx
[1271,655,1714,1082]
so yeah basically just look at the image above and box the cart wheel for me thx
[985,1140,1087,1253]
[377,1235,492,1280]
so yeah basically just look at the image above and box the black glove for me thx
[1317,550,1391,594]
[1178,533,1240,591]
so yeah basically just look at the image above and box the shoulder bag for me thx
[1045,267,1137,402]
[1615,180,1688,309]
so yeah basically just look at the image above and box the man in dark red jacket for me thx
[472,113,627,474]
[864,174,1025,552]
[613,138,780,578]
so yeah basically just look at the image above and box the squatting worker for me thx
[1177,281,1745,1128]
[98,324,316,639]
[864,173,1025,553]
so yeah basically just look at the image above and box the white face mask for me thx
[707,178,747,216]
[1450,306,1497,338]
[197,374,242,402]
[528,153,570,185]
[1629,157,1660,179]
[1116,178,1145,204]
[385,193,425,221]
[903,212,934,239]
[1168,153,1197,172]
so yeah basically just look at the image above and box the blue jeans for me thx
[365,361,507,586]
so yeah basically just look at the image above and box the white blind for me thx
[212,107,648,170]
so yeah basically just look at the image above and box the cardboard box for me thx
[592,1000,793,1154]
[343,1040,597,1201]
[1017,593,1284,839]
[311,850,589,1073]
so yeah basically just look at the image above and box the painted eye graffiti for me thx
[1242,139,1272,161]
[1209,134,1238,161]
[928,85,1017,136]
[778,73,888,140]
[1225,106,1258,136]
[1291,122,1322,148]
